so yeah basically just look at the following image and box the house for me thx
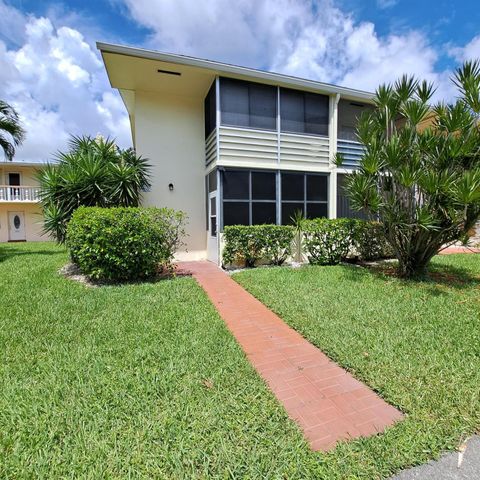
[0,161,46,242]
[98,42,375,263]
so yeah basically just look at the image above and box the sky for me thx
[0,0,479,162]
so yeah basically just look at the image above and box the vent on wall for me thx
[157,69,182,76]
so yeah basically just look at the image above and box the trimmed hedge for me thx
[222,225,295,268]
[353,220,393,261]
[67,206,186,281]
[302,218,355,265]
[303,218,393,265]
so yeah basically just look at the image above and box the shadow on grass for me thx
[0,245,63,263]
[60,262,191,288]
[339,259,479,294]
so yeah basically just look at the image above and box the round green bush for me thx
[66,206,186,281]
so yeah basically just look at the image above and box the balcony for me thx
[0,186,41,202]
[337,139,365,169]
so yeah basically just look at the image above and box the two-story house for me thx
[98,43,374,263]
[0,162,45,242]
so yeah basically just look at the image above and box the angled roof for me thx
[97,42,374,102]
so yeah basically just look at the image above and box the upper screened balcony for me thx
[205,78,373,172]
[337,100,372,169]
[205,77,331,172]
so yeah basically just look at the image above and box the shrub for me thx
[222,225,295,268]
[352,220,394,261]
[67,206,186,281]
[38,135,151,243]
[302,218,355,265]
[338,63,480,278]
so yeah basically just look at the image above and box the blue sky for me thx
[1,0,479,160]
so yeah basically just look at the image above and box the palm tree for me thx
[38,135,151,243]
[0,100,26,161]
[337,61,480,278]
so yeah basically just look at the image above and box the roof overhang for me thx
[97,42,375,111]
[0,161,48,167]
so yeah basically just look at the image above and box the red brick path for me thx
[179,261,403,451]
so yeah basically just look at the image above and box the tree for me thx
[0,100,26,161]
[337,61,480,278]
[38,135,151,243]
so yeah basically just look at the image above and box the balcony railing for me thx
[0,186,41,202]
[337,139,365,169]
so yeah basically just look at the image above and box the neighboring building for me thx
[98,43,375,263]
[0,162,46,242]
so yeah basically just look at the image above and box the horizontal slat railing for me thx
[219,126,277,165]
[280,133,329,165]
[205,129,217,166]
[0,186,41,202]
[337,139,365,169]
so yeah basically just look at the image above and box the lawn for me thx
[0,242,321,478]
[1,244,479,479]
[233,254,480,478]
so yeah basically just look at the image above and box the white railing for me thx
[0,185,41,202]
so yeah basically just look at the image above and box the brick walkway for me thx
[179,261,403,451]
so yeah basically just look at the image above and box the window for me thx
[204,81,216,139]
[220,169,328,228]
[222,169,277,226]
[280,88,329,135]
[205,170,217,230]
[281,172,328,224]
[220,78,277,130]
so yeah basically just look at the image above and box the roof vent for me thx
[157,69,181,76]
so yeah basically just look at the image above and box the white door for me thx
[8,212,26,241]
[206,191,218,263]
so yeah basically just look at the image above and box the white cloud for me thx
[0,2,130,162]
[1,0,477,163]
[120,0,457,100]
[449,35,480,63]
[376,0,398,9]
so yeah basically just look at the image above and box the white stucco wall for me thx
[134,90,207,260]
[0,204,47,242]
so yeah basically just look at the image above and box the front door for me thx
[8,212,26,241]
[206,191,218,263]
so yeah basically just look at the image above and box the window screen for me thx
[281,173,304,201]
[280,88,329,135]
[204,81,216,139]
[220,78,277,130]
[337,173,369,219]
[280,172,328,224]
[222,169,277,227]
[252,171,276,200]
[223,170,249,199]
[223,202,249,226]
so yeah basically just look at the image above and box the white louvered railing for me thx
[0,186,41,202]
[205,130,217,167]
[218,126,278,167]
[280,133,329,167]
[211,126,331,170]
[337,139,365,169]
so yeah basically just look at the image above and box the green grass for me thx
[2,243,479,479]
[0,242,324,478]
[233,254,480,478]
